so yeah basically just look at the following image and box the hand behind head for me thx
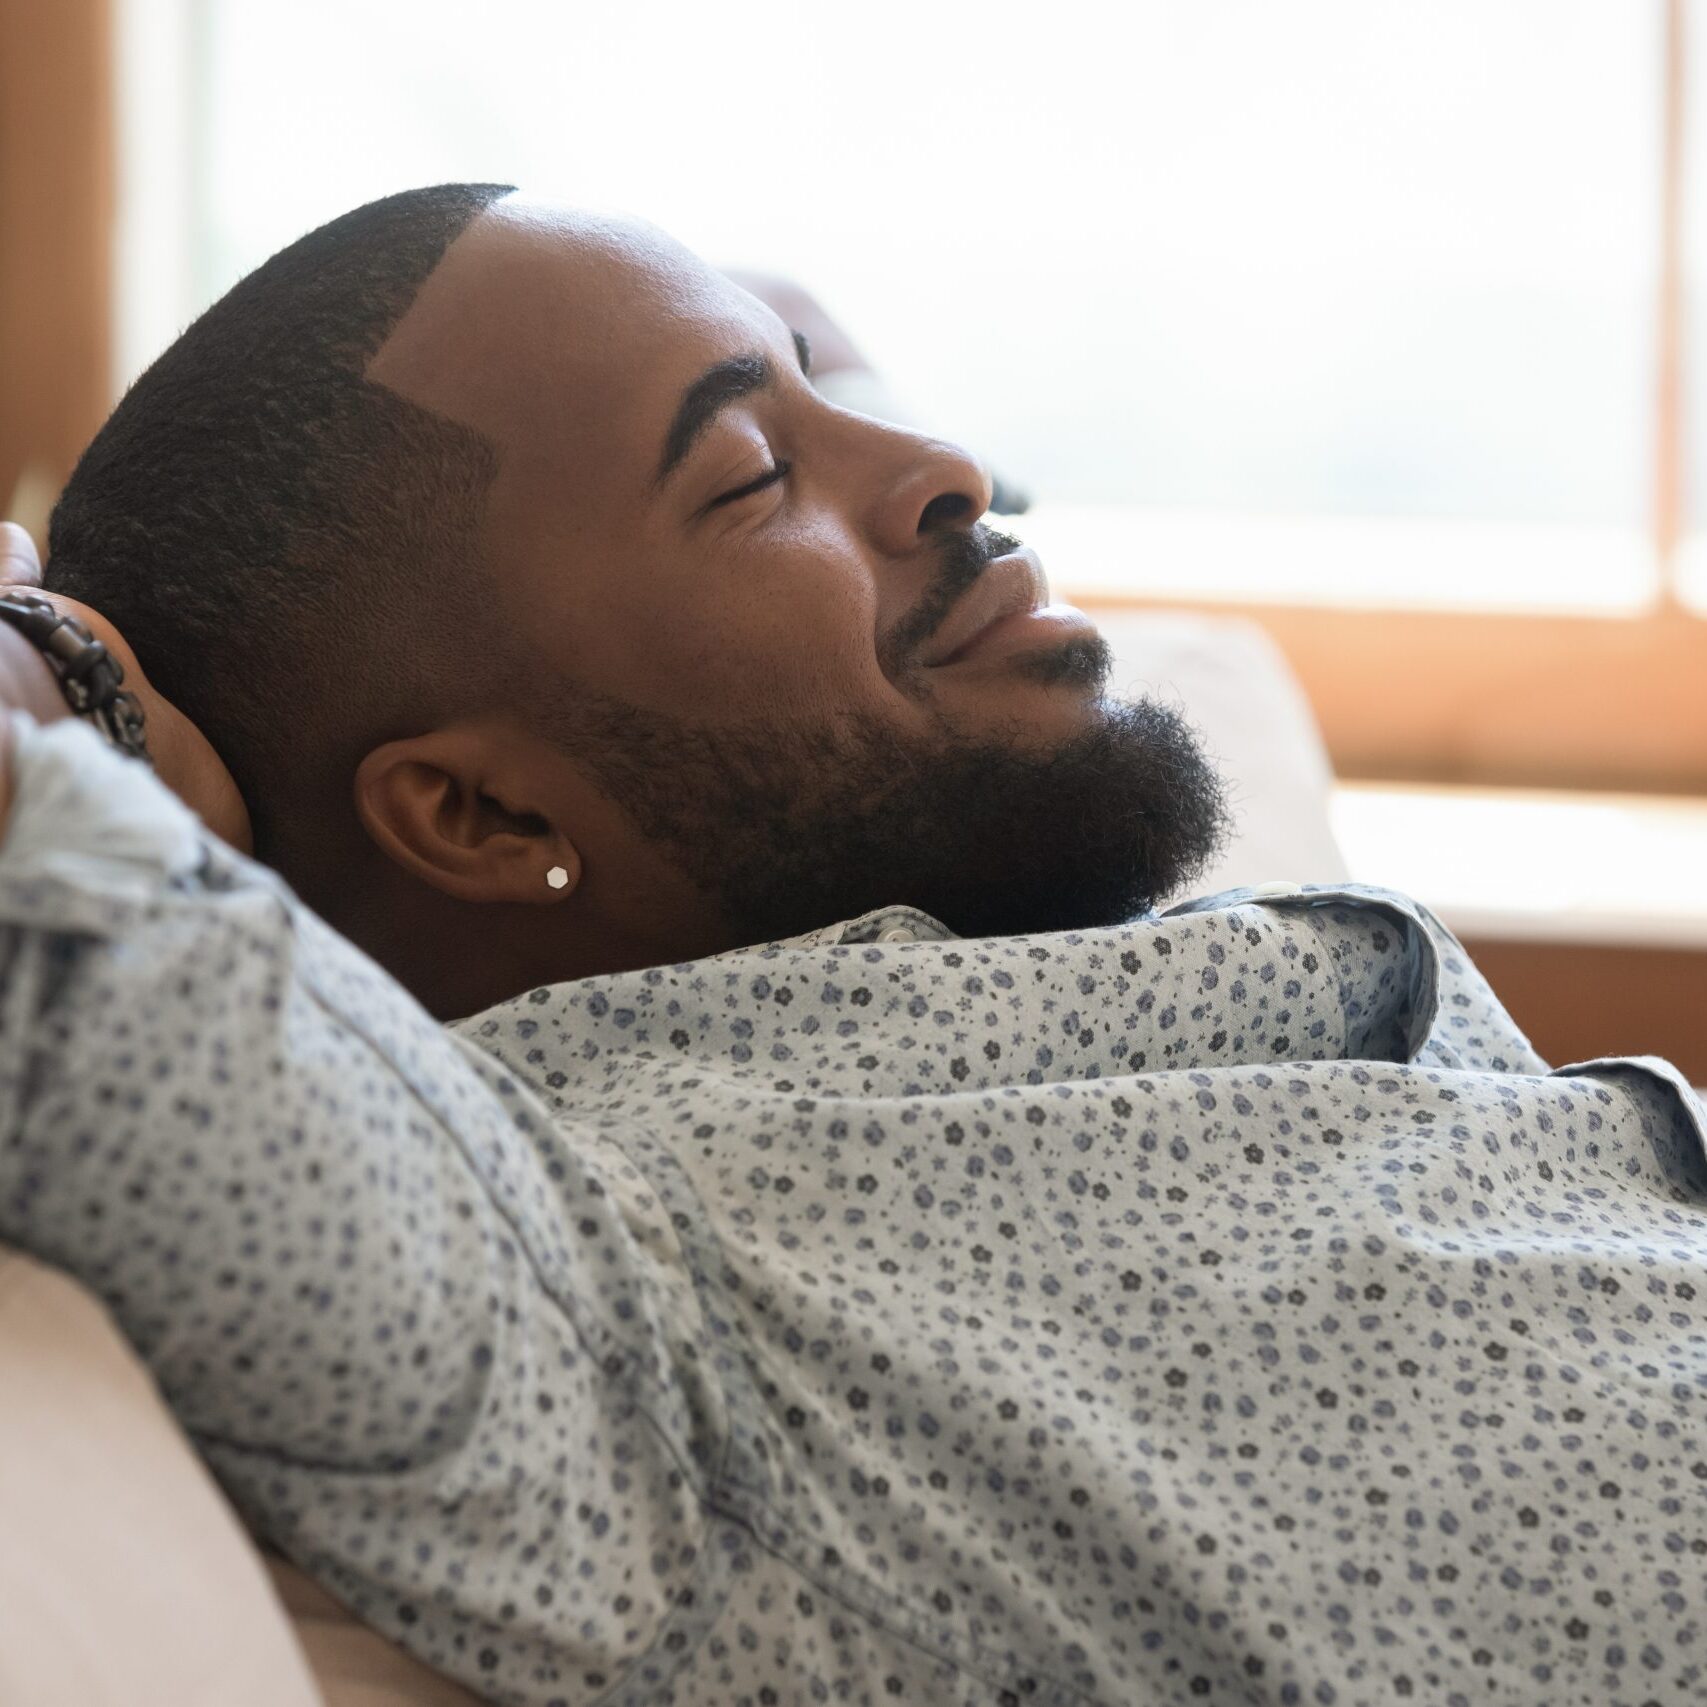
[0,524,253,853]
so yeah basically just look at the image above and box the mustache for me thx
[882,522,1025,673]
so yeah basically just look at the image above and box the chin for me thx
[998,641,1121,737]
[1002,632,1113,690]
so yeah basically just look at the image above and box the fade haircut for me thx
[46,182,517,866]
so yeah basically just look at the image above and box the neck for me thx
[298,847,745,1021]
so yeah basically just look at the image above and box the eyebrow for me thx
[654,330,813,489]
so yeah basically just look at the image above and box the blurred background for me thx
[2,0,1704,1068]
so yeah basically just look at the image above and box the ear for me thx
[353,728,582,905]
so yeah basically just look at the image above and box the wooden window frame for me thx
[0,0,113,534]
[1062,596,1707,797]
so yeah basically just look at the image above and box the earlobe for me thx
[353,731,581,904]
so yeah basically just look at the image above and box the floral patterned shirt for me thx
[2,716,1705,1707]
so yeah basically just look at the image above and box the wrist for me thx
[0,637,69,847]
[0,592,150,762]
[0,624,75,728]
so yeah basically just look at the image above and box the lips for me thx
[923,548,1051,668]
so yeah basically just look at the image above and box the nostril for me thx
[917,492,974,533]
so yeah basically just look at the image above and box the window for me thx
[116,0,1702,787]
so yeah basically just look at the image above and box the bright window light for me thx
[118,1,1677,606]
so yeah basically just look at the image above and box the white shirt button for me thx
[876,925,917,943]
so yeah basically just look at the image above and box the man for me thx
[1,184,1703,1706]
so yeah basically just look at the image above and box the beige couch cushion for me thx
[0,1245,323,1707]
[265,1558,484,1707]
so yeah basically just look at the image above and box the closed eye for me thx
[708,459,792,510]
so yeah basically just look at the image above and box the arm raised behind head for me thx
[0,523,251,850]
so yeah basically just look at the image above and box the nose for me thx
[871,432,995,557]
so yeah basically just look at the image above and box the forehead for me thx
[365,198,772,491]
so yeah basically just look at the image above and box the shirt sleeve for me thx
[1165,880,1548,1075]
[0,715,716,1703]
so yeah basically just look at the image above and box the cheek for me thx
[645,537,889,724]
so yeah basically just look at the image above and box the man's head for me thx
[48,186,1226,1014]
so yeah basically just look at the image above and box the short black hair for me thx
[46,181,517,865]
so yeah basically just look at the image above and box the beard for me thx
[544,629,1230,948]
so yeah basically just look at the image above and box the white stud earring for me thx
[545,865,569,891]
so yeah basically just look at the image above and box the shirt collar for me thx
[767,904,958,951]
